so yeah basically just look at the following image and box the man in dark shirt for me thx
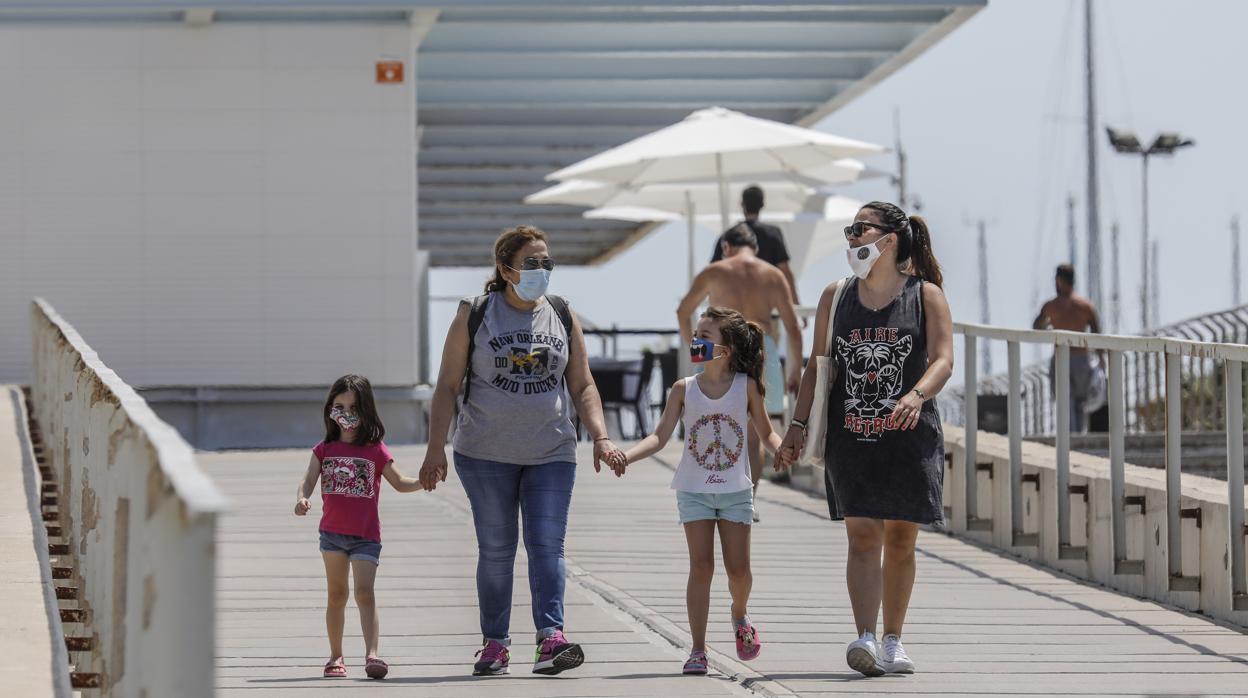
[710,185,800,306]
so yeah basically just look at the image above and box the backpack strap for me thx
[544,294,575,363]
[461,293,491,402]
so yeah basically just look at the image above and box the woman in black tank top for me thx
[779,201,955,677]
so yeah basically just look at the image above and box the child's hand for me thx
[609,451,629,477]
[294,497,311,516]
[420,449,449,491]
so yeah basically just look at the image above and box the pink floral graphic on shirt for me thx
[687,413,745,471]
[320,457,376,498]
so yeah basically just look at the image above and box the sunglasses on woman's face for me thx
[514,257,555,271]
[843,221,891,240]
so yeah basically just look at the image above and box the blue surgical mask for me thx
[509,267,551,302]
[689,338,722,363]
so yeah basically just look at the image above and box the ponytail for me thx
[701,307,767,400]
[906,215,943,289]
[860,201,943,289]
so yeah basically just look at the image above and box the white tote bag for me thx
[800,277,852,467]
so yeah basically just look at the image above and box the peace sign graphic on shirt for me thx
[688,413,745,472]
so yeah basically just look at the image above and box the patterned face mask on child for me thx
[330,407,360,431]
[689,338,724,364]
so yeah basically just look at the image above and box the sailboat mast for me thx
[1084,0,1103,311]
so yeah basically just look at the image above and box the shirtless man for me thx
[1033,264,1103,433]
[678,224,803,497]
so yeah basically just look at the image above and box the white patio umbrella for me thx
[547,106,885,232]
[587,193,862,281]
[531,159,869,284]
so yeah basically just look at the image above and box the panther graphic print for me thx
[836,329,913,438]
[320,457,376,498]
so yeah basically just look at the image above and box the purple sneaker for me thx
[532,629,584,675]
[473,640,510,676]
[682,650,708,675]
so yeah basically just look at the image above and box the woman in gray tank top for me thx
[779,202,955,679]
[419,225,625,678]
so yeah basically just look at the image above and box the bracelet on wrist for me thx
[912,388,926,400]
[593,436,611,443]
[789,418,808,433]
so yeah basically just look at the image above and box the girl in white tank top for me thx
[618,307,787,674]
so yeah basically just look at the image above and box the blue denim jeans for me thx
[454,453,576,644]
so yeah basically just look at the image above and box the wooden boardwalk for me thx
[205,444,1248,697]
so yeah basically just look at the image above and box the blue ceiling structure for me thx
[0,1,985,266]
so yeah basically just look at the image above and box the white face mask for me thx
[846,239,885,279]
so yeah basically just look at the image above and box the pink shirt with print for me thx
[313,440,392,542]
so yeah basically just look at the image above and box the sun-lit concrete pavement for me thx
[204,442,1248,697]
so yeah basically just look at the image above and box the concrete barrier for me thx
[30,299,228,697]
[786,424,1248,628]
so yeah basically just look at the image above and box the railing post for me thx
[1166,352,1198,591]
[1008,341,1032,545]
[964,334,979,530]
[1055,344,1074,555]
[1109,350,1142,574]
[1226,359,1247,609]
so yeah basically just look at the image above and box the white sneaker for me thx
[880,634,915,674]
[845,631,885,677]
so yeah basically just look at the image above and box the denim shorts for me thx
[319,530,382,565]
[676,488,754,525]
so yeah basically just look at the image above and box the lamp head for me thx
[1106,126,1142,153]
[1148,132,1194,155]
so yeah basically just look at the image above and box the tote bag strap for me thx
[823,277,853,358]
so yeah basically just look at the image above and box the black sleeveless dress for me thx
[823,277,945,525]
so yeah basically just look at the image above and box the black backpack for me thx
[462,293,574,402]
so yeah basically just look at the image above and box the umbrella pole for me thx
[715,153,731,232]
[685,191,697,287]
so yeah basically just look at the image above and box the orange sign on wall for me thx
[376,60,404,84]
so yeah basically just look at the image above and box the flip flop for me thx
[323,657,347,678]
[365,656,389,679]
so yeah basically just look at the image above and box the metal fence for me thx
[30,299,228,697]
[943,303,1248,436]
[954,321,1247,608]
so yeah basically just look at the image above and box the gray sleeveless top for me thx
[454,293,578,465]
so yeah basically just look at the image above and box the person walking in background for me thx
[1033,264,1103,433]
[778,201,954,677]
[710,185,801,307]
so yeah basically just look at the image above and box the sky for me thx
[427,0,1247,381]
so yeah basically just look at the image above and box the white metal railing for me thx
[30,299,228,696]
[956,322,1248,605]
[945,303,1248,435]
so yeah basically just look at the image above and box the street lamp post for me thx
[1106,128,1194,332]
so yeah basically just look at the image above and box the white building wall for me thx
[0,22,417,389]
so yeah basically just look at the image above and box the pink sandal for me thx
[323,657,347,678]
[365,656,389,679]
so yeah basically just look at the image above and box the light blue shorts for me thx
[676,488,754,525]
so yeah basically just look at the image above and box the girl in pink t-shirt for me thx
[295,374,423,680]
